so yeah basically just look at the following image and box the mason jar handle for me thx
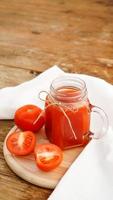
[90,105,109,139]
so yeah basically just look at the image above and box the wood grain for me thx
[0,64,38,88]
[0,0,113,199]
[0,0,113,76]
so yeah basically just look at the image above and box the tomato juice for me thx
[45,86,91,149]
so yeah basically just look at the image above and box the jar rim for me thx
[50,75,87,102]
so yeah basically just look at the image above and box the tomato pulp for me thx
[45,87,91,149]
[35,143,63,171]
[6,131,36,156]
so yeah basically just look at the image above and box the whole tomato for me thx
[14,105,45,132]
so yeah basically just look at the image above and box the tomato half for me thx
[6,131,36,156]
[14,105,45,132]
[35,144,63,172]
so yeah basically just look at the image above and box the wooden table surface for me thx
[0,0,113,199]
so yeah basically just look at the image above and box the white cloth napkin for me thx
[0,65,64,119]
[48,127,113,200]
[1,65,113,200]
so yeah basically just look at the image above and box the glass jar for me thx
[45,75,108,150]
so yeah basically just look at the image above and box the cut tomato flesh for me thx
[35,144,63,172]
[6,131,36,156]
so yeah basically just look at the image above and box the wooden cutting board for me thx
[3,126,83,189]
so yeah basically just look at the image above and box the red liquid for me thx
[45,87,90,149]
